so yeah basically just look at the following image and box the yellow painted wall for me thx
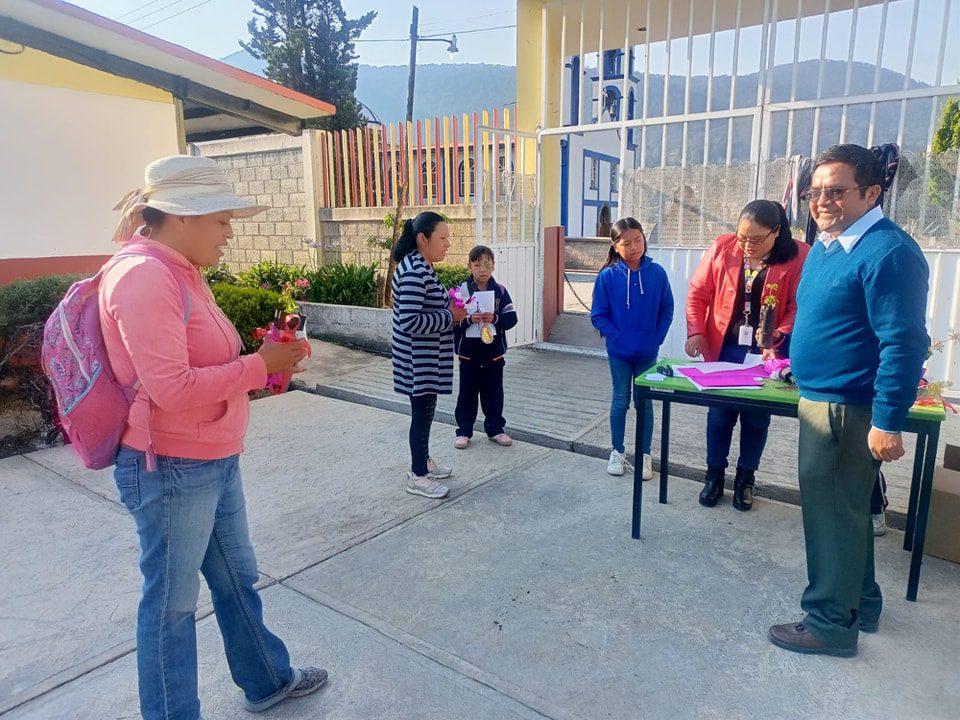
[0,43,172,103]
[516,0,561,226]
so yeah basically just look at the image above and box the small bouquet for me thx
[448,286,466,309]
[915,332,960,413]
[253,310,311,395]
[755,284,779,349]
[763,357,794,385]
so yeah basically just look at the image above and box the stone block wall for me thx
[196,135,316,270]
[317,204,480,269]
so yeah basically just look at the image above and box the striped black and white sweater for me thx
[391,250,454,396]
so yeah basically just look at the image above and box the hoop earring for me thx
[140,224,152,238]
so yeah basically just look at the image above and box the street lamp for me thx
[406,5,458,123]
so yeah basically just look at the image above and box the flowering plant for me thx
[278,277,311,313]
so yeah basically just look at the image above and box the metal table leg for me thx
[632,390,647,539]
[904,430,928,552]
[907,421,941,602]
[659,400,671,504]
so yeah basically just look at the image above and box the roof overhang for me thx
[0,0,336,139]
[545,0,886,51]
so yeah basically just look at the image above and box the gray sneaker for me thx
[872,512,888,536]
[406,472,449,499]
[426,457,452,479]
[243,666,328,713]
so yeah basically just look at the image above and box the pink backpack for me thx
[41,244,189,470]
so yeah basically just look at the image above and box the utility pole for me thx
[406,5,419,124]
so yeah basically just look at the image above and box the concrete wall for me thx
[0,46,179,283]
[299,302,391,354]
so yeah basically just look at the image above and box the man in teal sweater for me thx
[769,144,929,657]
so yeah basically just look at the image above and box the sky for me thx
[66,0,955,85]
[68,0,519,66]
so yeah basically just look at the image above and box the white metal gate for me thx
[474,125,540,347]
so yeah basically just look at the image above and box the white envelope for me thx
[465,290,497,338]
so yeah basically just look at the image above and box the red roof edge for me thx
[25,0,337,116]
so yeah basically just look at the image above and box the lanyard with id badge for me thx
[739,260,765,347]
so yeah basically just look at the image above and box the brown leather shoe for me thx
[768,622,857,657]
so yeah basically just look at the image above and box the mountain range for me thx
[222,50,940,156]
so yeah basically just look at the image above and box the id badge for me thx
[738,324,754,346]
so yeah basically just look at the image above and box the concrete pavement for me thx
[2,389,957,720]
[296,341,960,521]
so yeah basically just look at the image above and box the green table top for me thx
[635,359,947,423]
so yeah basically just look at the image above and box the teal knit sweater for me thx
[791,218,929,432]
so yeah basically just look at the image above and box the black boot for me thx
[698,466,726,507]
[732,468,756,511]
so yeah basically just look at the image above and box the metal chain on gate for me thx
[563,271,593,313]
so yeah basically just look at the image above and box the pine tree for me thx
[242,0,376,131]
[927,97,960,234]
[932,98,960,154]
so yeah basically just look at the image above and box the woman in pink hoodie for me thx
[100,156,326,720]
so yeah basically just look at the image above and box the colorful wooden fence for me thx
[316,108,516,209]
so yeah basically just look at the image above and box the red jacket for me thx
[685,234,810,362]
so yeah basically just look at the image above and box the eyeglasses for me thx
[735,230,775,246]
[800,186,869,203]
[655,364,674,377]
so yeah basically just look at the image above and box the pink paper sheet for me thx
[677,366,766,389]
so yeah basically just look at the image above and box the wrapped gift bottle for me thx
[756,283,779,349]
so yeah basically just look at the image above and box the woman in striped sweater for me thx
[392,212,468,498]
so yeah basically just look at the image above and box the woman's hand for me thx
[480,312,495,324]
[761,348,778,361]
[685,334,705,358]
[258,339,307,374]
[449,301,468,323]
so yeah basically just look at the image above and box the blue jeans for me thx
[705,342,772,471]
[114,447,294,720]
[608,356,654,455]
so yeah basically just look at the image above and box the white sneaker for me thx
[872,512,888,536]
[642,454,653,481]
[607,449,626,476]
[426,457,452,479]
[406,472,449,499]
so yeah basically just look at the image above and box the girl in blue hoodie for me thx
[591,218,674,478]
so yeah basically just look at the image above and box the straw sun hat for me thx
[112,155,267,243]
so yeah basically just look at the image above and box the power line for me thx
[354,23,517,43]
[115,0,169,21]
[420,24,515,38]
[137,0,215,30]
[125,0,191,26]
[418,9,515,30]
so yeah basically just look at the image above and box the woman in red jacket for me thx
[685,200,810,511]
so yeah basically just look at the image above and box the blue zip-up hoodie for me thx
[591,256,674,363]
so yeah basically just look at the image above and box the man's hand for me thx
[868,427,905,463]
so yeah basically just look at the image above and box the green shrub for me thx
[202,263,238,286]
[304,263,377,307]
[434,263,471,290]
[0,274,84,335]
[236,260,305,293]
[210,283,282,353]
